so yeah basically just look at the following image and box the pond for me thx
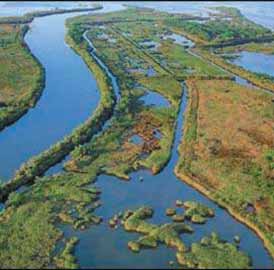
[230,51,274,77]
[140,91,170,107]
[163,33,194,48]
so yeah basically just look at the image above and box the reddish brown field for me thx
[176,79,274,256]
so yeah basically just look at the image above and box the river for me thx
[0,11,101,181]
[0,2,273,268]
[62,32,273,269]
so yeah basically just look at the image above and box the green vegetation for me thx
[176,79,274,257]
[0,6,104,132]
[0,172,101,268]
[193,47,274,92]
[166,6,273,46]
[122,206,193,253]
[157,40,229,79]
[0,28,116,201]
[0,5,273,268]
[64,14,184,176]
[54,237,79,269]
[121,206,250,268]
[0,23,44,131]
[176,232,251,269]
[216,42,274,55]
[183,201,215,224]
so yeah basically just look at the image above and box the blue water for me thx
[231,51,274,77]
[141,91,170,107]
[0,2,273,268]
[63,85,273,269]
[0,12,100,181]
[163,33,194,47]
[130,134,144,145]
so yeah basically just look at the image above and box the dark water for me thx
[0,12,100,181]
[231,51,274,77]
[63,86,273,269]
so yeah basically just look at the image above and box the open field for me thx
[176,79,274,257]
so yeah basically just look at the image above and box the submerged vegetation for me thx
[0,4,273,269]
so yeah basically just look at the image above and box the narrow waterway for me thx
[0,11,101,181]
[0,3,273,268]
[59,13,272,269]
[62,84,273,268]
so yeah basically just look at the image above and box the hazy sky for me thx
[0,1,273,30]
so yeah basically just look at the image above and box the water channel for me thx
[0,4,273,268]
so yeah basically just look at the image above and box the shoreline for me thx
[0,24,45,132]
[0,6,103,132]
[0,26,117,202]
[174,80,274,262]
[193,48,274,94]
[174,169,274,261]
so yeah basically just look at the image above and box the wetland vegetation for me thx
[0,4,273,269]
[0,23,44,131]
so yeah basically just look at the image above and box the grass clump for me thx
[0,172,101,268]
[54,237,79,269]
[122,207,193,254]
[176,232,251,269]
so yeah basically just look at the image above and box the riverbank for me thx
[0,23,45,132]
[0,6,103,133]
[0,20,116,201]
[0,5,273,268]
[193,48,274,93]
[175,79,274,259]
[175,170,274,260]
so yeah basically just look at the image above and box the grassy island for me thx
[0,5,273,268]
[120,206,250,269]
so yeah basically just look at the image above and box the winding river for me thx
[0,11,101,181]
[0,3,273,268]
[63,34,273,269]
